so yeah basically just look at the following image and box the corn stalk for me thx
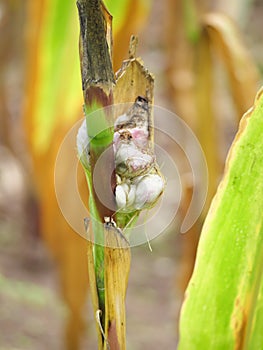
[76,1,163,349]
[23,0,152,348]
[76,1,118,347]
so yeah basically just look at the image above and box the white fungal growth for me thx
[115,142,155,177]
[76,96,165,214]
[114,113,130,127]
[76,119,90,168]
[113,97,165,211]
[115,182,136,210]
[115,171,165,212]
[133,173,165,209]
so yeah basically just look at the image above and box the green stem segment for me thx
[76,0,116,337]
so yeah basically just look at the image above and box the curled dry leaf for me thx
[202,12,259,118]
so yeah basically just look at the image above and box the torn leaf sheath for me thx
[77,118,90,170]
[76,97,165,213]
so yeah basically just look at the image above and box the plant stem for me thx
[77,0,116,219]
[77,0,117,345]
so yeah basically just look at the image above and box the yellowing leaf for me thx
[23,2,88,348]
[24,0,82,155]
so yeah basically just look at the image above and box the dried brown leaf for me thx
[203,12,259,118]
[104,224,131,350]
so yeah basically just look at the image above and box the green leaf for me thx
[30,0,81,153]
[104,0,150,37]
[245,275,263,348]
[178,88,263,349]
[104,0,131,31]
